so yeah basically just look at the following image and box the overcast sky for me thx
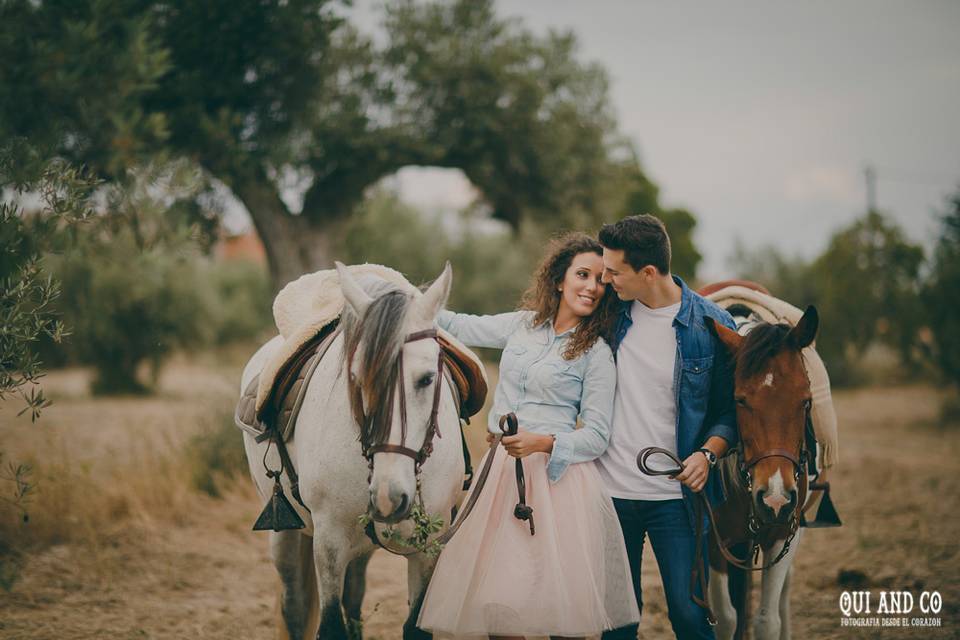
[340,1,960,278]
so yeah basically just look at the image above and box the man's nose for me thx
[601,270,612,283]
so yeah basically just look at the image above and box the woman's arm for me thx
[436,309,530,349]
[545,341,617,482]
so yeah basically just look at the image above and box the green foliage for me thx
[342,189,539,315]
[924,187,960,391]
[0,154,96,415]
[357,499,445,557]
[811,211,924,383]
[2,0,685,289]
[51,223,214,394]
[187,410,248,498]
[727,240,819,305]
[618,159,703,280]
[203,260,273,346]
[729,211,925,386]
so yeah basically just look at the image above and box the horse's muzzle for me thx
[369,484,412,524]
[755,487,798,523]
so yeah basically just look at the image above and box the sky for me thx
[335,1,960,279]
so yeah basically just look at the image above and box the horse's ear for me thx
[788,305,819,350]
[418,261,453,319]
[336,261,372,317]
[706,316,743,354]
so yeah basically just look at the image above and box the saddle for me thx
[700,281,839,470]
[235,264,488,443]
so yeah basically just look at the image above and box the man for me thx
[597,214,737,640]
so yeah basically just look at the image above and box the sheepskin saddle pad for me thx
[701,281,839,471]
[235,264,488,442]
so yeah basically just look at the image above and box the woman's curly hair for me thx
[519,232,620,360]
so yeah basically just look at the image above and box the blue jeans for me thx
[602,498,714,640]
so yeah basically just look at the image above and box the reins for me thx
[636,445,808,627]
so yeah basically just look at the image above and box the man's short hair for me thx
[599,214,671,274]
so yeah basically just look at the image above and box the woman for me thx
[418,233,640,639]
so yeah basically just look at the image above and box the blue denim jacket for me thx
[609,276,738,527]
[437,309,616,483]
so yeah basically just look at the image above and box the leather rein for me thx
[636,443,809,626]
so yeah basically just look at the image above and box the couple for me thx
[417,215,738,640]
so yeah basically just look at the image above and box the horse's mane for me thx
[341,277,413,449]
[737,322,793,380]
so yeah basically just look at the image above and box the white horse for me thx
[240,264,465,640]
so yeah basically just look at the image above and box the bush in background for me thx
[50,225,215,394]
[203,259,273,346]
[187,410,249,498]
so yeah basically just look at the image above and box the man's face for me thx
[601,248,655,302]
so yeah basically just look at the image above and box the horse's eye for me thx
[415,373,435,390]
[735,396,748,408]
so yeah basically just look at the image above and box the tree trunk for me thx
[232,176,350,293]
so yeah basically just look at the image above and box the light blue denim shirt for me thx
[437,309,616,482]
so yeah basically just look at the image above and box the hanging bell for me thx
[253,476,306,532]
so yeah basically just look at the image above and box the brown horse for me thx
[705,305,819,640]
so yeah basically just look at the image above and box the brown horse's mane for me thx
[736,322,793,379]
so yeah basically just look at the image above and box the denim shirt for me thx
[609,276,738,527]
[437,309,616,483]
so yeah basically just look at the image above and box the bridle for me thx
[737,436,808,540]
[353,328,445,472]
[349,327,452,556]
[635,405,811,626]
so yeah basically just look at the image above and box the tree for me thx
[924,186,960,393]
[1,0,664,290]
[811,211,924,382]
[618,157,702,280]
[0,141,96,530]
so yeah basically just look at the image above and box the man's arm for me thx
[675,311,738,492]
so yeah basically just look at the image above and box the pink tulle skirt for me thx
[417,446,640,637]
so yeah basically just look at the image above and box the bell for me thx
[253,478,306,532]
[800,482,842,528]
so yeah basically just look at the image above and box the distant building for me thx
[214,230,267,265]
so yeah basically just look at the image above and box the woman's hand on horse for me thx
[501,430,554,458]
[673,452,709,492]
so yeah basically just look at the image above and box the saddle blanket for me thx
[252,263,487,425]
[706,284,839,470]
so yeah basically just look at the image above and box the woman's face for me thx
[558,251,606,318]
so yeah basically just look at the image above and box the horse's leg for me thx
[313,533,351,640]
[402,552,437,640]
[753,530,802,640]
[272,531,316,640]
[726,542,752,640]
[778,565,792,640]
[342,550,373,639]
[708,559,737,640]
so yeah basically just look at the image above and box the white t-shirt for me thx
[597,300,682,500]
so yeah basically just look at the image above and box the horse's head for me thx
[337,262,452,524]
[708,306,818,527]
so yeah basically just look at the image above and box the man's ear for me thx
[706,317,743,354]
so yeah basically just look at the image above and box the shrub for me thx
[50,224,215,394]
[187,410,249,498]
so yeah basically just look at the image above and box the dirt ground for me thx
[1,352,958,639]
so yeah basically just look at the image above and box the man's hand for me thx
[673,451,710,493]
[501,429,553,459]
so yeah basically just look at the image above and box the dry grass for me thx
[1,351,958,639]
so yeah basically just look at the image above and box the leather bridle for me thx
[353,328,445,471]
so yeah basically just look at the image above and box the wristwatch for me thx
[698,448,717,468]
